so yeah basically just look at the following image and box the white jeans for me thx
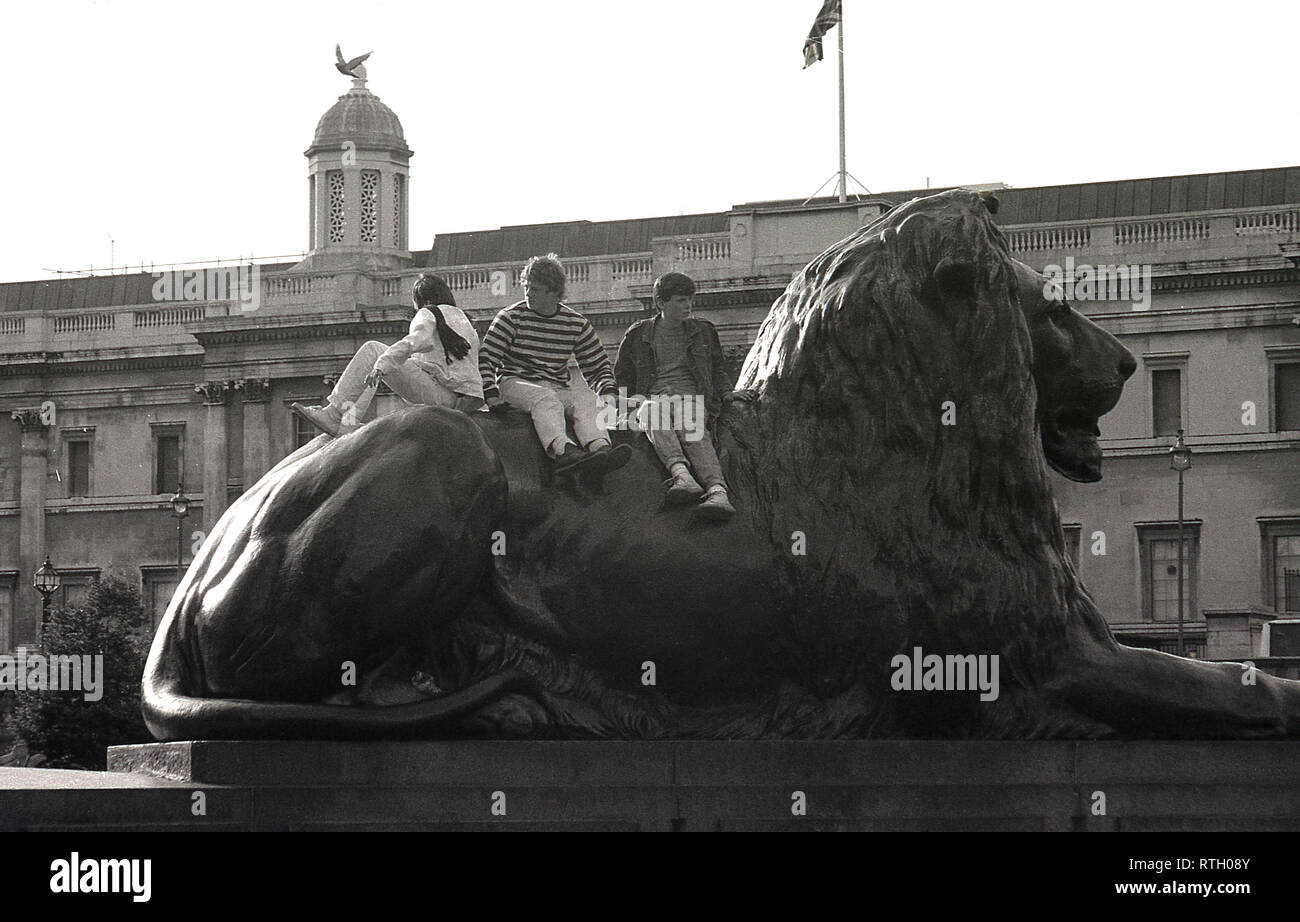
[499,377,607,456]
[329,341,459,413]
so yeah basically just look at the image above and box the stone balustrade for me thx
[132,304,209,329]
[674,233,732,263]
[999,206,1300,271]
[1113,216,1212,246]
[373,252,658,313]
[52,311,116,334]
[1004,225,1093,252]
[3,204,1297,352]
[0,302,235,351]
[264,274,330,299]
[1234,209,1300,236]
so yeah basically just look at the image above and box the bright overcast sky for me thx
[3,0,1297,281]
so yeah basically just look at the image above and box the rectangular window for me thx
[394,173,405,248]
[293,399,323,450]
[1152,368,1182,437]
[328,170,345,244]
[360,170,379,244]
[155,435,180,494]
[0,573,14,653]
[1138,525,1199,623]
[1276,362,1300,432]
[1062,524,1082,570]
[1157,639,1205,659]
[1260,520,1300,612]
[1284,563,1300,613]
[142,568,183,633]
[56,570,100,610]
[67,440,90,497]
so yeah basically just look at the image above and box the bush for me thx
[10,575,153,769]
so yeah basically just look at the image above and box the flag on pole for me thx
[802,0,842,68]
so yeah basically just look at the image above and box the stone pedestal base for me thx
[2,740,1298,831]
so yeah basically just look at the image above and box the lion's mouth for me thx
[1041,408,1103,483]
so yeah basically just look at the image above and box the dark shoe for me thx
[586,442,632,475]
[553,443,588,473]
[291,402,346,438]
[695,485,736,521]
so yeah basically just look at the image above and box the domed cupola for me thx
[301,49,413,270]
[307,78,411,157]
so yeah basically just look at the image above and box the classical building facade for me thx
[1,72,1297,668]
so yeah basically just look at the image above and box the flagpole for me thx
[837,0,846,202]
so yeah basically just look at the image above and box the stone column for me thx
[197,382,231,530]
[241,378,271,487]
[11,408,49,647]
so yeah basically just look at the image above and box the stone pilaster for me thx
[11,408,49,647]
[240,378,271,487]
[195,381,232,528]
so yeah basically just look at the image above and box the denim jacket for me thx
[614,315,727,421]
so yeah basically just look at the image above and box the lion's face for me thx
[1011,260,1136,482]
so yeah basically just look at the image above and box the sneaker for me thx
[553,443,588,473]
[695,485,736,521]
[585,442,632,475]
[664,468,705,505]
[291,402,348,438]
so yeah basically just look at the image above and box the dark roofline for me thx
[7,165,1300,309]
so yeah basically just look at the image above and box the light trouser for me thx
[328,341,459,415]
[499,377,608,457]
[636,396,725,488]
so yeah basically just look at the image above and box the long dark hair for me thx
[412,274,470,363]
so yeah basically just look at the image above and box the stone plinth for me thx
[8,740,1269,832]
[5,741,1300,831]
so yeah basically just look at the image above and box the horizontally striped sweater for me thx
[478,300,617,400]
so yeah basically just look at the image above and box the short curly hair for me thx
[520,253,566,300]
[654,271,696,304]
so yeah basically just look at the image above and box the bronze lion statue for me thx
[142,189,1300,740]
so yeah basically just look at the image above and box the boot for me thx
[585,442,632,475]
[553,443,588,473]
[664,466,705,505]
[695,484,736,521]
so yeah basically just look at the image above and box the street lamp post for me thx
[32,555,60,645]
[170,481,190,583]
[1169,429,1193,657]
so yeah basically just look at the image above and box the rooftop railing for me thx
[2,205,1297,352]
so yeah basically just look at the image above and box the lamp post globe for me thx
[1169,428,1193,472]
[170,486,190,520]
[33,555,60,596]
[32,554,60,641]
[170,482,189,582]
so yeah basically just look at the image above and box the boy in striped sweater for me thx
[480,253,631,475]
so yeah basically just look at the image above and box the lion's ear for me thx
[933,257,978,314]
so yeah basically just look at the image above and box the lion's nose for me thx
[1118,349,1137,380]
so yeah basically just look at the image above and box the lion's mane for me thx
[720,190,1105,727]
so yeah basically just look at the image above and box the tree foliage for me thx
[10,576,152,769]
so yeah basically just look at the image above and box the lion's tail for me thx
[140,625,537,741]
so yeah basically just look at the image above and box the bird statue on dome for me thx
[335,44,372,80]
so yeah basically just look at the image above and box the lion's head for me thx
[738,188,1135,486]
[1009,258,1137,482]
[724,189,1135,691]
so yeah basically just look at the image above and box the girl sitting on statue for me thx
[292,273,484,437]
